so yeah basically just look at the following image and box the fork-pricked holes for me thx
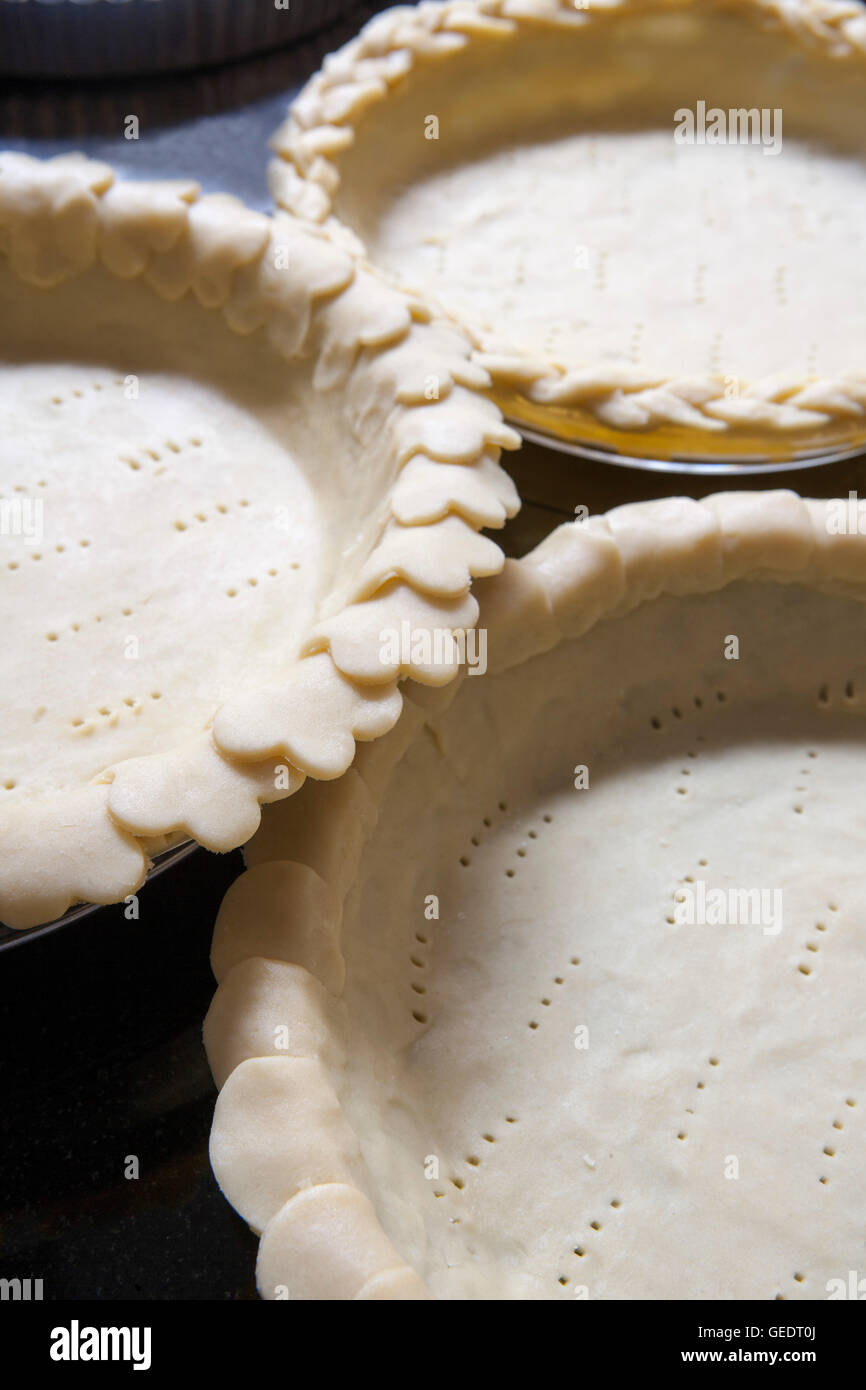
[797,900,839,977]
[528,956,580,1033]
[818,1096,857,1186]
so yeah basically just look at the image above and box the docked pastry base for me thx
[0,152,519,929]
[205,490,866,1299]
[271,0,866,458]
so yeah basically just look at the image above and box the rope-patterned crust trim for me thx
[204,489,866,1299]
[0,152,520,929]
[268,0,866,438]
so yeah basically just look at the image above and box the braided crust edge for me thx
[268,0,866,441]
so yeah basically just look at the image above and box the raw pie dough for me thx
[206,491,866,1299]
[271,0,866,458]
[0,152,519,929]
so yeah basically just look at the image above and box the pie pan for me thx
[270,0,866,463]
[0,151,519,930]
[0,838,197,953]
[0,0,361,79]
[205,489,866,1299]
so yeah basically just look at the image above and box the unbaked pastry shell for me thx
[205,489,866,1299]
[0,152,519,929]
[270,0,866,458]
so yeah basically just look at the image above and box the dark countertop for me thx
[0,846,256,1299]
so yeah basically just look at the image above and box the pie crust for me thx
[0,152,519,930]
[270,0,866,459]
[206,489,866,1299]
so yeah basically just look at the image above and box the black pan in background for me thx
[0,0,363,80]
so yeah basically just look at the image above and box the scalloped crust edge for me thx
[204,489,866,1299]
[0,151,520,930]
[268,0,866,439]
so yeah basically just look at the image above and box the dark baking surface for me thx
[1,0,865,1299]
[0,846,255,1299]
